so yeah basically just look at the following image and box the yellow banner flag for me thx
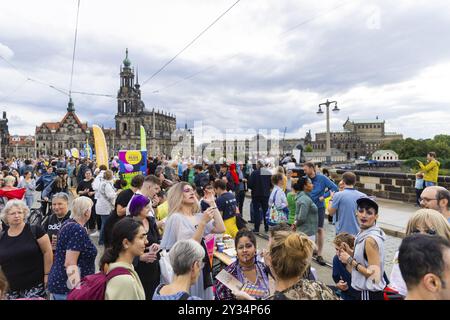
[140,125,147,151]
[92,125,109,169]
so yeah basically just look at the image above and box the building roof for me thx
[372,150,398,158]
[351,119,385,124]
[36,111,87,134]
[9,135,35,146]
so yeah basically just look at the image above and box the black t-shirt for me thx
[0,224,45,291]
[77,179,95,200]
[104,189,135,248]
[216,192,237,220]
[43,211,71,240]
[135,216,161,299]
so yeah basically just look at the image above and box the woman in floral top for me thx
[215,230,270,300]
[265,230,339,300]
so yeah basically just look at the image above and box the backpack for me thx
[67,267,130,300]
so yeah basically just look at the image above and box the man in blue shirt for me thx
[328,172,366,236]
[303,162,338,265]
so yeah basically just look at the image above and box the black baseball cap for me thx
[356,197,379,213]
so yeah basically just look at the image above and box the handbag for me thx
[266,189,288,226]
[159,249,174,284]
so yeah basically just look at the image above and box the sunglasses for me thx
[357,207,377,216]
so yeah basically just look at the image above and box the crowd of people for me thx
[0,152,449,301]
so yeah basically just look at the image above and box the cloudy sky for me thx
[0,0,449,144]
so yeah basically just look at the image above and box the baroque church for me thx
[35,49,177,158]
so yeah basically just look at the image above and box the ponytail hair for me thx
[99,217,143,272]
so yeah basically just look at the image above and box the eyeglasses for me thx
[411,228,437,235]
[419,197,437,203]
[357,207,377,216]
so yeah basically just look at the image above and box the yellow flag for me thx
[140,125,147,151]
[92,125,109,169]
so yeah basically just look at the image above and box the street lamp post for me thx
[317,99,339,164]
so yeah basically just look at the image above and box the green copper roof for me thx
[123,48,131,67]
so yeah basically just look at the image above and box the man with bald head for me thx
[420,186,450,223]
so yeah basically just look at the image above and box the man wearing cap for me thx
[248,160,272,233]
[338,197,387,300]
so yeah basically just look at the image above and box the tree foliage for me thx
[381,135,450,159]
[304,144,313,152]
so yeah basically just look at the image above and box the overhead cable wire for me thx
[148,0,355,94]
[0,78,30,103]
[0,54,69,96]
[69,0,81,98]
[141,0,241,87]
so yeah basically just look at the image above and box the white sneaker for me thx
[89,231,100,237]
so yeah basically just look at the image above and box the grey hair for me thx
[0,200,30,224]
[4,176,15,187]
[71,196,93,219]
[169,239,205,276]
[51,192,69,203]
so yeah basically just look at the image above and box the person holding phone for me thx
[128,194,161,299]
[160,182,226,300]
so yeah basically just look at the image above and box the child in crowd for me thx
[415,172,424,206]
[332,233,359,300]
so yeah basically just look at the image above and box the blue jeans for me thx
[52,293,67,300]
[99,215,110,245]
[424,181,436,187]
[25,195,34,208]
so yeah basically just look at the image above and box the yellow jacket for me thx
[418,159,440,183]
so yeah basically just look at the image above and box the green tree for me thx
[304,144,313,152]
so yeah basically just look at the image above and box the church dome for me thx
[123,48,131,67]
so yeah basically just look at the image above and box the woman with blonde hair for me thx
[276,166,288,192]
[0,200,53,299]
[265,230,338,300]
[389,208,450,297]
[160,182,225,299]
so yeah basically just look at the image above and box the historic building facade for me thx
[8,135,35,158]
[312,117,403,160]
[107,49,177,156]
[34,49,177,158]
[35,99,90,157]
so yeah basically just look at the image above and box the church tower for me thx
[115,49,145,142]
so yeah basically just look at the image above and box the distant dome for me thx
[123,48,131,67]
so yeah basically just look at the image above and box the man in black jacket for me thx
[248,160,272,233]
